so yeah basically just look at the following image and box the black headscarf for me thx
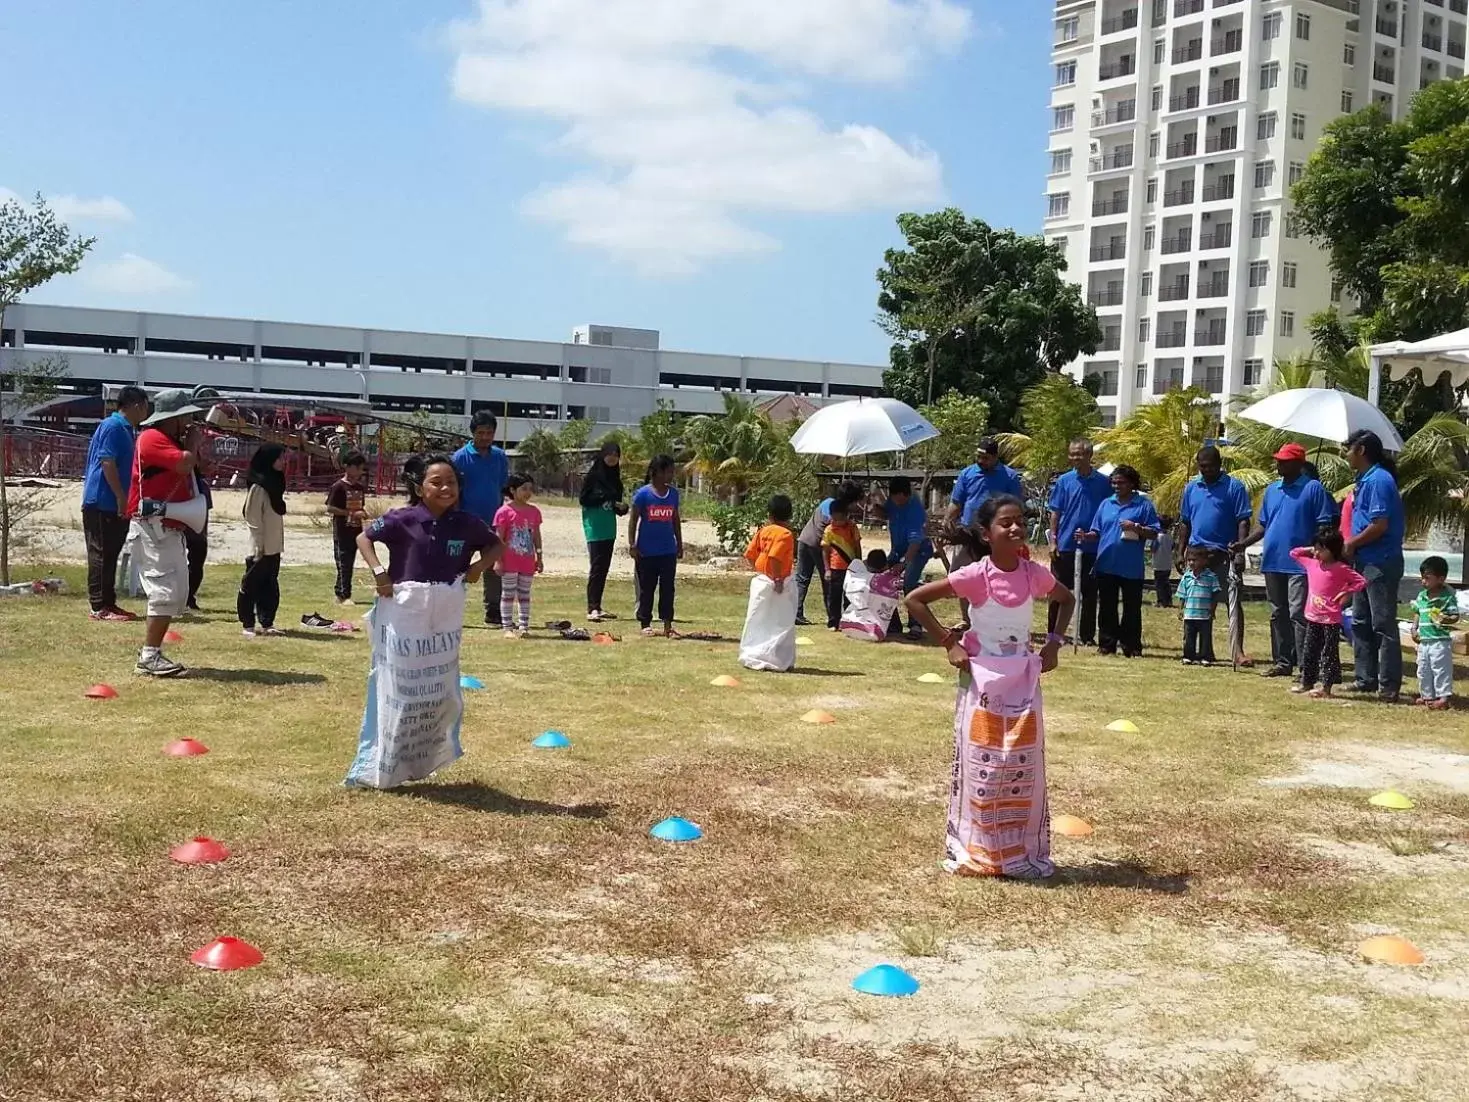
[247,444,288,515]
[579,441,624,509]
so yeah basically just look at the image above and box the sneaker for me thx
[107,606,139,622]
[906,624,926,641]
[1377,691,1401,705]
[301,612,334,628]
[338,598,356,607]
[588,610,604,623]
[1181,658,1196,665]
[485,618,504,628]
[795,616,812,627]
[186,599,201,612]
[1346,681,1378,694]
[1200,659,1214,667]
[136,650,186,678]
[502,629,519,640]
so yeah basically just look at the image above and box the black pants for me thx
[1097,573,1144,656]
[1300,621,1343,690]
[587,539,614,613]
[795,541,825,621]
[482,569,503,625]
[237,554,282,630]
[184,525,208,606]
[82,507,129,611]
[333,530,359,600]
[635,554,677,628]
[1154,569,1173,608]
[826,567,848,629]
[1183,618,1216,663]
[1049,549,1098,643]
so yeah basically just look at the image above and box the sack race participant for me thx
[346,455,501,789]
[841,550,902,642]
[904,498,1075,879]
[739,495,798,671]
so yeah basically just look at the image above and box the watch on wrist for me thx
[372,565,389,578]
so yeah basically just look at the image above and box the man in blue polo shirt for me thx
[1232,443,1337,678]
[945,438,1023,564]
[1342,429,1407,702]
[1046,437,1111,645]
[883,476,932,639]
[1178,445,1254,665]
[81,386,150,621]
[452,411,510,626]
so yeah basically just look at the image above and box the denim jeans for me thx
[1350,554,1405,694]
[1263,571,1308,672]
[795,541,825,621]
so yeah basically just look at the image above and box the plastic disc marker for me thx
[164,630,184,644]
[1358,935,1424,965]
[650,817,703,843]
[710,675,741,688]
[795,637,815,647]
[1052,814,1095,838]
[532,731,571,749]
[165,737,209,757]
[85,684,119,700]
[1368,791,1415,811]
[916,672,945,685]
[170,837,232,865]
[801,710,837,725]
[191,936,264,971]
[1105,719,1140,734]
[852,964,920,997]
[460,676,484,691]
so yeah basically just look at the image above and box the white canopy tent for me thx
[1367,326,1469,405]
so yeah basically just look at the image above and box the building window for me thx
[1056,61,1077,87]
[1344,43,1356,65]
[1049,149,1072,175]
[1255,160,1275,188]
[1252,211,1273,238]
[1280,311,1295,337]
[1152,84,1164,111]
[1148,131,1160,157]
[1296,12,1311,40]
[1291,113,1307,139]
[1146,177,1158,203]
[1289,161,1305,185]
[1138,318,1151,342]
[1248,260,1270,287]
[1243,358,1263,386]
[1258,112,1278,140]
[1154,39,1165,64]
[1263,12,1282,40]
[1141,272,1153,297]
[1047,192,1070,219]
[1261,62,1280,90]
[1285,213,1301,238]
[1136,364,1148,389]
[1341,90,1354,113]
[1057,16,1080,43]
[1293,61,1309,89]
[1144,225,1156,250]
[1282,261,1298,287]
[1246,309,1267,336]
[1053,104,1075,131]
[1330,280,1343,304]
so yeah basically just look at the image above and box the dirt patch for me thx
[843,771,944,804]
[1299,836,1469,878]
[1263,742,1469,795]
[537,948,690,986]
[726,783,836,822]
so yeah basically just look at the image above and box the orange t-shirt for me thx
[745,523,795,581]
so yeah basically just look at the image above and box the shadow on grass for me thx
[186,667,329,686]
[1045,860,1191,894]
[780,668,863,678]
[392,782,612,819]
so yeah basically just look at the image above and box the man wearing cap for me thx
[1232,444,1338,677]
[945,438,1023,558]
[125,389,207,677]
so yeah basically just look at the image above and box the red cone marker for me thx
[190,936,263,971]
[170,837,231,865]
[165,737,209,757]
[164,630,184,644]
[85,684,119,700]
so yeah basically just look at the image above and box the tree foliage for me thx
[683,393,785,501]
[997,374,1102,478]
[877,209,1101,430]
[910,391,990,473]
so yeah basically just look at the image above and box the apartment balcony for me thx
[1173,41,1204,63]
[1159,280,1192,301]
[1092,196,1131,216]
[1211,30,1242,55]
[1170,89,1202,112]
[1164,187,1196,207]
[1374,63,1396,83]
[1161,233,1194,254]
[1174,0,1204,15]
[1207,80,1241,105]
[1450,41,1466,60]
[1197,280,1230,298]
[1165,137,1198,159]
[1088,290,1126,306]
[1100,332,1123,352]
[1093,100,1139,126]
[1099,58,1138,79]
[1154,370,1187,394]
[1376,19,1398,37]
[1425,35,1444,52]
[1204,133,1237,153]
[1101,9,1140,34]
[1198,228,1232,249]
[1195,330,1228,346]
[1156,331,1189,348]
[1201,181,1235,202]
[1454,0,1468,16]
[1090,243,1128,261]
[1090,148,1135,172]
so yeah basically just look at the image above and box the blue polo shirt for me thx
[1092,494,1161,579]
[1047,468,1112,553]
[81,412,136,512]
[951,462,1023,526]
[1350,464,1405,566]
[1180,474,1252,550]
[452,443,509,523]
[1258,475,1337,575]
[884,497,931,558]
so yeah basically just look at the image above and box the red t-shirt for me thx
[127,428,193,527]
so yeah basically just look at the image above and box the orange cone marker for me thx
[165,737,209,757]
[190,936,263,971]
[1052,814,1095,838]
[85,684,119,700]
[164,630,184,644]
[1358,935,1424,965]
[801,709,836,725]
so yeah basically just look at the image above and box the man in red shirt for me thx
[126,389,209,677]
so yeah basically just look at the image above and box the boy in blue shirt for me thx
[1177,546,1222,665]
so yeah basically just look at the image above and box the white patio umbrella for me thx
[1235,387,1406,452]
[790,397,939,458]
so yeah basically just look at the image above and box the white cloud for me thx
[447,0,970,274]
[50,195,134,223]
[83,253,190,295]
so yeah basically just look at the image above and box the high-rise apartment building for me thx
[1046,0,1465,425]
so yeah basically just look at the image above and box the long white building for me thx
[1046,0,1465,425]
[0,304,885,445]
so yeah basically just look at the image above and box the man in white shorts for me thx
[125,389,209,677]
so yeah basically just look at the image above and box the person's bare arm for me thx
[99,458,126,512]
[1343,516,1388,556]
[904,578,966,667]
[674,508,684,559]
[627,506,641,559]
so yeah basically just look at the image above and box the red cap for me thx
[1273,443,1307,461]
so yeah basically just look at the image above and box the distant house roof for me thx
[756,393,821,423]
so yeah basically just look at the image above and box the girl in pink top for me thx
[493,475,544,637]
[1290,527,1366,698]
[905,495,1076,879]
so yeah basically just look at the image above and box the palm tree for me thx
[683,394,782,502]
[995,373,1102,480]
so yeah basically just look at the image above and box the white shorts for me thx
[129,518,188,618]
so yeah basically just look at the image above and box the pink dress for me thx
[1290,548,1366,624]
[943,558,1057,879]
[493,502,542,576]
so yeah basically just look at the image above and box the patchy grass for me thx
[1,565,1467,1101]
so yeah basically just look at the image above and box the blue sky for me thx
[3,1,1051,366]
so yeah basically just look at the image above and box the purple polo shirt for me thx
[366,504,497,584]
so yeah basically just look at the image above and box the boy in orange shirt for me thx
[745,494,796,587]
[820,500,862,630]
[739,495,799,672]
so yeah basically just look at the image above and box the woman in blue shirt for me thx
[1082,465,1161,658]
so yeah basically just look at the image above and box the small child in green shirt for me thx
[1411,555,1461,709]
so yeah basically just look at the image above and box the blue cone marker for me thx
[649,817,703,843]
[460,675,484,691]
[851,964,920,997]
[532,730,571,749]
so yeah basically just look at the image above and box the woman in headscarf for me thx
[579,440,628,622]
[238,443,288,637]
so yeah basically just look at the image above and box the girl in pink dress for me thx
[905,495,1076,879]
[1289,527,1366,699]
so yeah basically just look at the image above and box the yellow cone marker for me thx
[796,637,815,647]
[1368,790,1415,811]
[801,709,837,725]
[710,675,741,688]
[1358,935,1425,965]
[1105,719,1140,734]
[917,672,945,684]
[1052,814,1095,838]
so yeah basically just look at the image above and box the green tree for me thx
[683,393,781,502]
[912,391,990,474]
[877,209,1102,430]
[0,194,94,585]
[515,427,565,483]
[998,374,1102,478]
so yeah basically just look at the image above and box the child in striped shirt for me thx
[1177,545,1221,666]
